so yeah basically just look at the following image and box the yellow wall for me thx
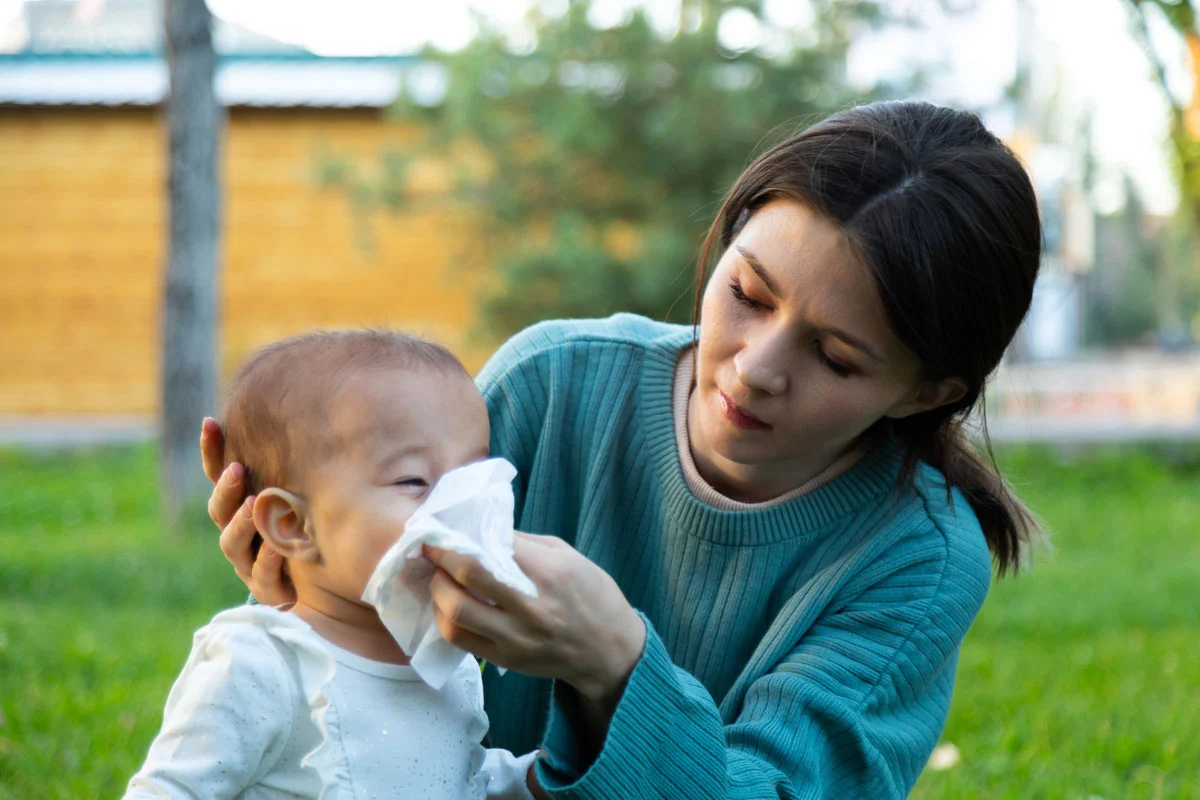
[0,107,490,416]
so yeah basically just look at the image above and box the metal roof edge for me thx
[0,51,419,64]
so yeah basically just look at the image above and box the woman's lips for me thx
[719,391,771,431]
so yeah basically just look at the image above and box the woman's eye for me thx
[812,343,853,378]
[729,279,769,311]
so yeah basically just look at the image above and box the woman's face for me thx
[691,198,961,500]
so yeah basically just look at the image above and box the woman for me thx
[202,101,1040,798]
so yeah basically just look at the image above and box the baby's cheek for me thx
[365,515,409,563]
[353,498,419,573]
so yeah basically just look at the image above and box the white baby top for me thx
[124,604,535,800]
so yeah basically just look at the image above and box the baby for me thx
[125,330,538,800]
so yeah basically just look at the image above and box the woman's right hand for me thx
[201,417,295,606]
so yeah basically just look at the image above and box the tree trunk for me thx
[161,0,221,529]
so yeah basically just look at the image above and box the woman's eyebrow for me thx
[736,246,780,297]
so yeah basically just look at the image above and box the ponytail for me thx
[893,408,1037,576]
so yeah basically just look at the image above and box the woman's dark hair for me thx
[693,100,1040,575]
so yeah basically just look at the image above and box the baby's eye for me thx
[393,477,428,489]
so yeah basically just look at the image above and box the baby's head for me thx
[221,329,489,603]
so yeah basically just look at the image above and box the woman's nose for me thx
[734,333,788,396]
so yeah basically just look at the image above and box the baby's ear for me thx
[253,489,319,564]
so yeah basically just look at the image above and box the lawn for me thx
[0,444,1196,798]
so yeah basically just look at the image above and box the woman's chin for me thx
[704,427,776,467]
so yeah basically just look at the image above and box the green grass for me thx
[0,446,246,798]
[0,445,1197,798]
[911,446,1200,800]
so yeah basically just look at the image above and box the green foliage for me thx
[375,0,879,339]
[1129,1,1200,222]
[1138,0,1197,37]
[2,444,1198,797]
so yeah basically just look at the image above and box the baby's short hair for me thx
[221,329,469,496]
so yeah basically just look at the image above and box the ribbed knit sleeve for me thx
[474,315,663,521]
[535,508,991,800]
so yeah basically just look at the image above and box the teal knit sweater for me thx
[475,314,992,799]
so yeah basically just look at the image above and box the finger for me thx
[200,417,227,484]
[513,531,561,545]
[208,462,247,529]
[429,567,516,643]
[511,532,570,574]
[430,580,502,659]
[512,531,566,557]
[249,543,293,606]
[433,607,497,661]
[423,545,529,609]
[219,496,259,581]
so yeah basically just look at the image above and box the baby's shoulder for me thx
[187,605,307,682]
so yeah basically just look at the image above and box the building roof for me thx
[0,52,413,108]
[0,0,418,109]
[11,0,305,56]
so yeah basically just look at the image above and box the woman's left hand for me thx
[423,533,646,716]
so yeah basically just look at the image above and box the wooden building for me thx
[0,47,489,418]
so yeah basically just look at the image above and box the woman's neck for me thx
[289,583,411,665]
[686,420,845,502]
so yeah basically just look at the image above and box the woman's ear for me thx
[886,376,969,420]
[252,488,319,564]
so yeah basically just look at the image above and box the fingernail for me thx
[244,494,256,511]
[202,417,217,434]
[230,462,244,480]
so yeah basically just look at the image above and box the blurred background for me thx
[0,0,1196,797]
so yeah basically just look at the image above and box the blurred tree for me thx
[162,0,222,528]
[340,0,882,340]
[1128,1,1200,221]
[1126,0,1200,339]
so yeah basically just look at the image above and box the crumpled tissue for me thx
[361,457,537,690]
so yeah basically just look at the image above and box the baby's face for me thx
[303,365,490,603]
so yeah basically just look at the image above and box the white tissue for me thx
[361,457,537,690]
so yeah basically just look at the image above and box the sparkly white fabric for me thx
[124,605,535,800]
